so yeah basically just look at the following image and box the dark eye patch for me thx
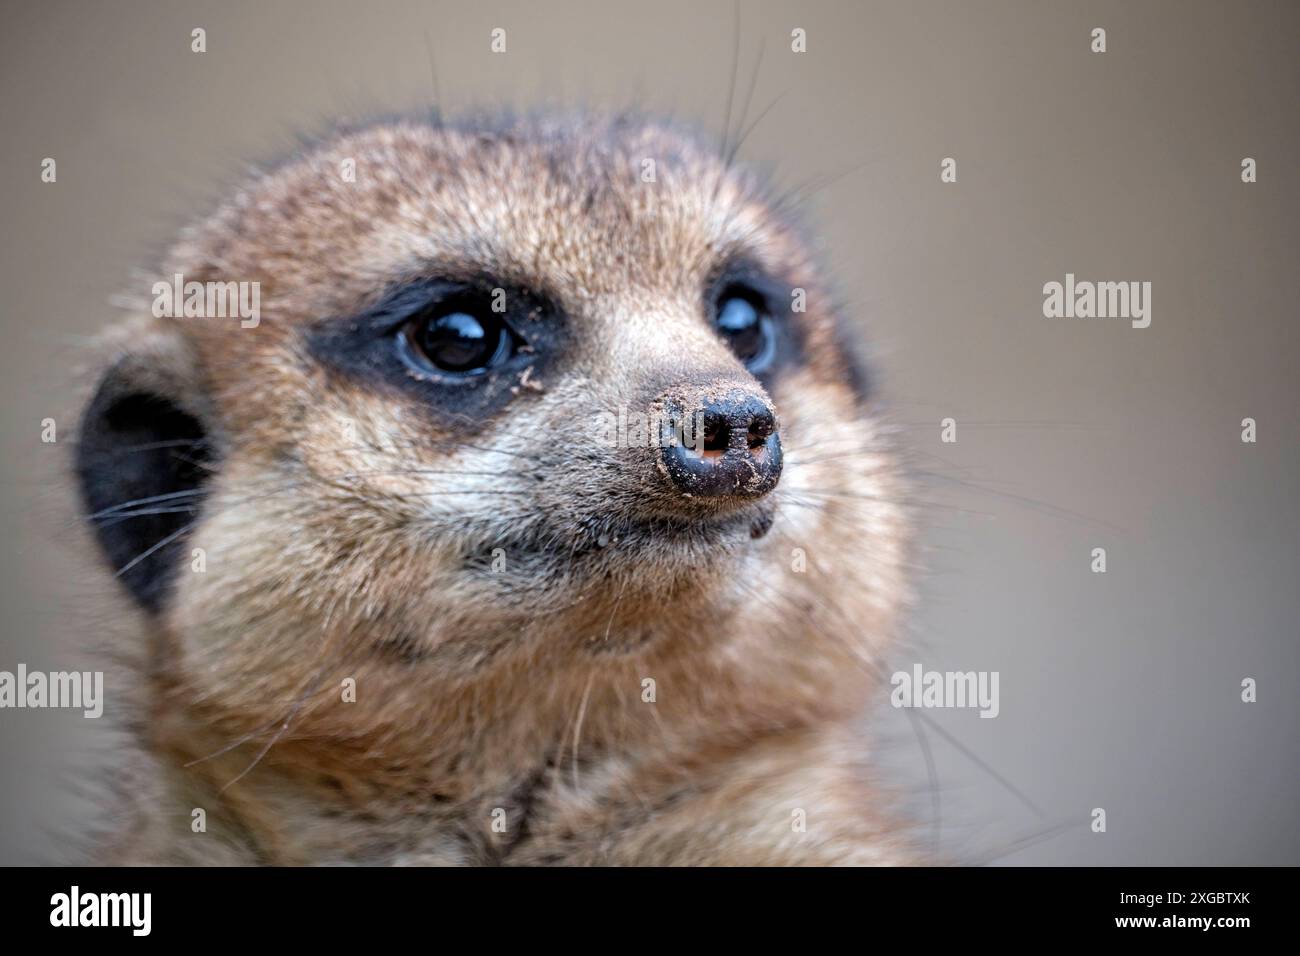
[305,277,564,430]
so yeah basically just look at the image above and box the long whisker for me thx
[901,706,942,860]
[113,521,196,579]
[965,819,1078,866]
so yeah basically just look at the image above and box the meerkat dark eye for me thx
[714,286,775,373]
[400,306,515,376]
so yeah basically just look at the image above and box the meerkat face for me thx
[76,116,906,713]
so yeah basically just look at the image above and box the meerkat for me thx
[72,114,913,865]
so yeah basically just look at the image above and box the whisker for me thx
[965,819,1078,866]
[113,521,196,579]
[901,706,943,860]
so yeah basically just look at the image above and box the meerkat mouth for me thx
[596,506,773,549]
[465,502,777,575]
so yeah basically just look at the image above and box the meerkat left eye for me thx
[714,286,775,373]
[400,305,517,376]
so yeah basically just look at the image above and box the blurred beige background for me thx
[1,0,1296,864]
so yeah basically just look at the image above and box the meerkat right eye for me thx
[400,305,517,376]
[713,284,776,374]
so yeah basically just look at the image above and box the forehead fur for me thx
[169,116,814,330]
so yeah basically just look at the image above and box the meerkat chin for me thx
[74,115,913,865]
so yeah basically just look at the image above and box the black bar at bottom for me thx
[5,865,1280,941]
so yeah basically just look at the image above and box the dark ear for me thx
[75,342,214,613]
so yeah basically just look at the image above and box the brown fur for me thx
[78,115,914,865]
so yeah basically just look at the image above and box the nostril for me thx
[702,414,729,455]
[747,411,775,449]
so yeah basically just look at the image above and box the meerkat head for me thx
[74,116,907,760]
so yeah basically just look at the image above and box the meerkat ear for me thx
[75,323,214,613]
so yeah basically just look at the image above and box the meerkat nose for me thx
[659,390,783,499]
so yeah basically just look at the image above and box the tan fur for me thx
[80,116,914,865]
